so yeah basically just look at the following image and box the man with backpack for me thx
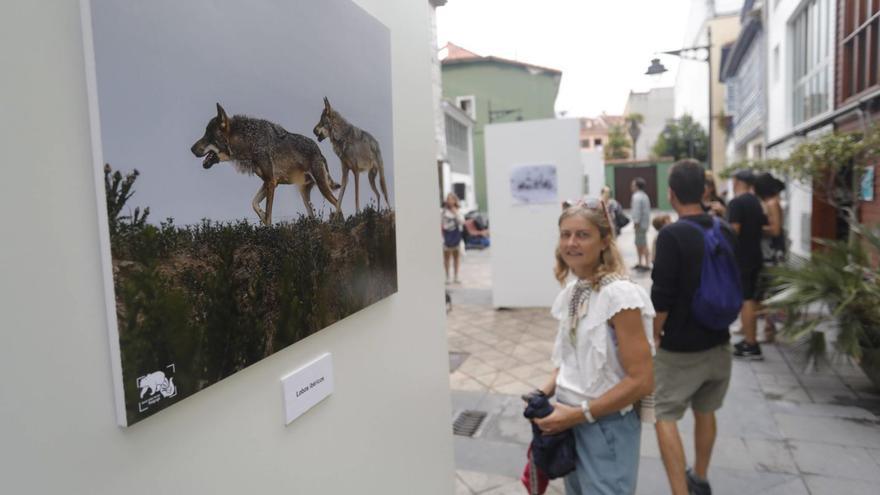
[651,160,740,495]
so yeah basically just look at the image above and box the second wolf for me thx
[191,103,341,225]
[313,97,390,212]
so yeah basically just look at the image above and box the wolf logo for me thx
[137,371,176,399]
[191,103,341,225]
[313,97,390,213]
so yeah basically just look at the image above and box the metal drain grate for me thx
[453,410,487,437]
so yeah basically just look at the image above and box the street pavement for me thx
[445,216,880,495]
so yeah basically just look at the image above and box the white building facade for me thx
[441,100,477,211]
[765,0,836,256]
[624,87,675,159]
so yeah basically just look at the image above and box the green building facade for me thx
[441,52,561,212]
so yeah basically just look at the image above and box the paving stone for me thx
[766,400,877,420]
[744,438,798,474]
[479,479,527,495]
[759,383,813,403]
[453,437,525,480]
[755,372,801,387]
[456,470,516,494]
[775,413,880,448]
[492,380,533,396]
[804,474,880,495]
[755,477,811,495]
[789,441,880,481]
[454,474,473,495]
[458,358,497,377]
[450,371,488,392]
[505,363,542,381]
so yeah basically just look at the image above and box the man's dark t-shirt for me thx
[726,193,767,269]
[651,214,737,352]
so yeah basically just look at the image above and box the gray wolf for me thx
[313,97,390,212]
[191,103,341,225]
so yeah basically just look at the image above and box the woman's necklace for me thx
[568,273,626,343]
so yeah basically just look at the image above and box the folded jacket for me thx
[522,393,576,479]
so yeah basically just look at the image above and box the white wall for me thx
[624,87,675,159]
[581,149,606,198]
[485,118,583,308]
[0,1,454,494]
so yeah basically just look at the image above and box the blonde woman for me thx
[441,193,465,284]
[531,198,655,495]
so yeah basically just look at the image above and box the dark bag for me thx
[680,218,743,331]
[615,209,631,230]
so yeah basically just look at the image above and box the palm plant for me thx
[625,113,644,159]
[763,225,880,373]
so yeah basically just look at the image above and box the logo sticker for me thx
[136,364,177,413]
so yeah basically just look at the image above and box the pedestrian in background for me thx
[630,178,652,271]
[531,198,655,495]
[601,185,629,236]
[703,170,726,217]
[441,192,465,284]
[651,160,737,495]
[651,214,673,265]
[754,172,786,343]
[727,170,768,359]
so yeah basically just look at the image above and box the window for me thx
[773,45,780,83]
[453,183,466,201]
[791,0,833,125]
[445,115,468,151]
[455,96,476,119]
[840,0,880,101]
[580,139,591,148]
[594,138,603,146]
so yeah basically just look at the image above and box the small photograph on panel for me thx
[83,0,396,426]
[509,164,558,205]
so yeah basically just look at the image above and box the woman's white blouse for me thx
[550,279,656,407]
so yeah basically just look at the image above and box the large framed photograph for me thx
[81,0,397,426]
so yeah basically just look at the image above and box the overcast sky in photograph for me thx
[436,0,694,118]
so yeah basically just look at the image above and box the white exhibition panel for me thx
[0,1,453,494]
[485,118,584,308]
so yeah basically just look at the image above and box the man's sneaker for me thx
[686,468,711,495]
[733,341,763,360]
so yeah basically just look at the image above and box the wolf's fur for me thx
[191,103,341,225]
[313,97,390,212]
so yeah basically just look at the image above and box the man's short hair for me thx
[633,177,647,190]
[668,159,705,204]
[733,169,756,185]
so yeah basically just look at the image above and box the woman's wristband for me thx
[580,400,596,423]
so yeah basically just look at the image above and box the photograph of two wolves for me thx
[85,0,397,426]
[191,97,390,225]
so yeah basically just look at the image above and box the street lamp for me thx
[645,35,713,170]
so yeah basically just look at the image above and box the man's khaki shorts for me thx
[654,344,732,421]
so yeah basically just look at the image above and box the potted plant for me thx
[763,225,880,382]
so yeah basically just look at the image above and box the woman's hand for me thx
[532,403,584,435]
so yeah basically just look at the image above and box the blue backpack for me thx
[680,217,743,332]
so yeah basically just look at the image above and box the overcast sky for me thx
[436,0,693,118]
[89,0,393,225]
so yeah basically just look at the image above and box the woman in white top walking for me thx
[531,198,655,495]
[441,192,465,284]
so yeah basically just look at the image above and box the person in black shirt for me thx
[651,160,735,495]
[727,170,768,360]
